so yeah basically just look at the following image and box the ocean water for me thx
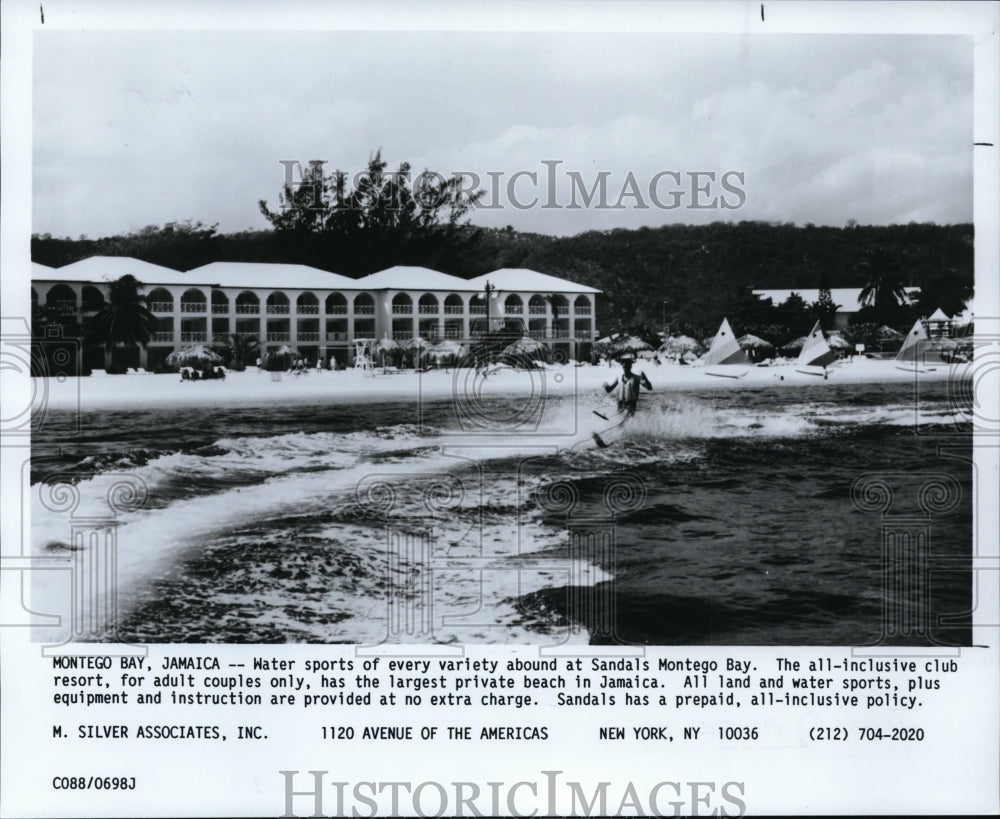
[30,377,973,645]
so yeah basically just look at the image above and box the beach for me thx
[33,356,962,414]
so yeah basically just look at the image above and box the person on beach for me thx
[603,353,652,416]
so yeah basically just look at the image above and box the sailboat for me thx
[703,318,750,378]
[795,321,838,376]
[895,319,943,372]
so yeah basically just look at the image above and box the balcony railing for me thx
[150,332,174,342]
[327,304,348,314]
[353,332,375,340]
[181,302,207,313]
[528,306,547,315]
[550,329,571,338]
[52,300,78,311]
[212,333,230,343]
[180,332,208,342]
[392,304,413,314]
[469,305,486,315]
[326,332,348,342]
[505,305,523,314]
[235,304,260,314]
[212,303,229,314]
[574,307,592,315]
[443,326,463,339]
[574,331,592,340]
[149,301,173,312]
[418,304,438,314]
[354,305,375,315]
[235,332,259,339]
[297,304,320,314]
[266,332,291,342]
[444,305,464,314]
[266,304,290,314]
[297,332,320,342]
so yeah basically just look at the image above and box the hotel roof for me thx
[355,266,472,291]
[185,262,357,290]
[468,268,601,295]
[39,256,184,284]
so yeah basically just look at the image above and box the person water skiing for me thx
[603,353,652,416]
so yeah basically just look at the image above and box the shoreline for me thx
[31,358,963,414]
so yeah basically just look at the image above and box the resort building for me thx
[31,256,600,372]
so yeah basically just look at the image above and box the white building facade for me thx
[32,258,600,371]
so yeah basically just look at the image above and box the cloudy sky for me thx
[33,30,972,238]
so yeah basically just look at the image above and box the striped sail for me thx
[704,318,749,366]
[895,319,929,362]
[797,321,838,368]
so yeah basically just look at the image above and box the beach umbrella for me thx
[662,335,702,355]
[271,344,300,357]
[166,345,222,368]
[737,334,775,353]
[877,325,904,341]
[503,336,548,358]
[780,336,807,355]
[826,333,852,351]
[610,335,653,353]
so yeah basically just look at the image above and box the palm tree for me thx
[858,247,908,326]
[221,333,261,371]
[84,275,156,361]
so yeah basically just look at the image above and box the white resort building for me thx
[31,257,600,372]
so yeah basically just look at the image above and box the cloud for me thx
[32,31,972,238]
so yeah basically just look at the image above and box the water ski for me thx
[590,408,631,448]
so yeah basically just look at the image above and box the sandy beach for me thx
[31,357,961,413]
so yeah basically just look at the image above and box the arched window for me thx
[353,292,375,315]
[81,285,105,312]
[418,293,439,315]
[297,292,319,314]
[266,291,290,314]
[529,294,547,315]
[392,293,413,314]
[326,292,348,314]
[574,295,591,314]
[235,291,260,314]
[46,284,77,311]
[147,288,173,312]
[211,289,229,314]
[504,294,523,314]
[444,293,463,314]
[181,288,208,313]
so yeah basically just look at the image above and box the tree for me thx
[258,150,484,275]
[216,333,261,372]
[810,288,840,330]
[84,275,156,356]
[858,247,908,326]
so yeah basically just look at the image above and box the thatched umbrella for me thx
[166,345,223,369]
[428,339,464,366]
[780,336,807,356]
[371,336,400,367]
[406,336,429,367]
[610,335,653,354]
[826,333,852,351]
[877,325,904,341]
[737,334,775,363]
[662,335,703,356]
